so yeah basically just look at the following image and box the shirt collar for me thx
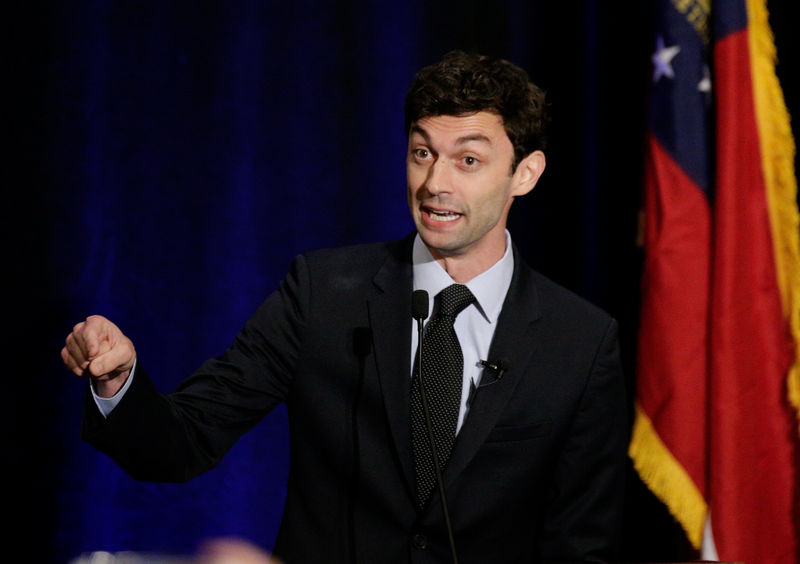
[412,231,515,324]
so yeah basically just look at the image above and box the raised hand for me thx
[62,315,136,397]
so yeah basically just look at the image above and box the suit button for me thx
[412,533,428,549]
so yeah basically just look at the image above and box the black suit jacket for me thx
[83,235,627,564]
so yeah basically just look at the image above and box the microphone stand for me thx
[413,290,458,564]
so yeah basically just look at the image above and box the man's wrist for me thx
[91,359,137,417]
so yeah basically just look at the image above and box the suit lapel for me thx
[367,237,416,494]
[442,250,543,490]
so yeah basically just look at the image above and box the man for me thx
[63,51,626,563]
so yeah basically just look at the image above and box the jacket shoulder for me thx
[296,236,411,282]
[525,265,616,331]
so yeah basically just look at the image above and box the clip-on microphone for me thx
[467,359,513,408]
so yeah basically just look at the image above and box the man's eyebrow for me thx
[409,124,430,142]
[409,126,492,147]
[455,134,492,146]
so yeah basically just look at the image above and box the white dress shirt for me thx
[410,231,514,433]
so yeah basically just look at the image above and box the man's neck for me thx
[431,256,491,283]
[426,236,508,283]
[412,231,515,325]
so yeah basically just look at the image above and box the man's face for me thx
[406,112,519,263]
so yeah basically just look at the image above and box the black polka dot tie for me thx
[411,283,476,510]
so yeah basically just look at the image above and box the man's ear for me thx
[511,150,546,197]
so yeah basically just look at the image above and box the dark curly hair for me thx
[404,50,548,169]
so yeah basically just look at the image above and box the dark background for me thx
[5,1,798,561]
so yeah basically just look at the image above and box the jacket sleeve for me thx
[81,253,311,482]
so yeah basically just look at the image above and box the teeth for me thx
[429,209,460,222]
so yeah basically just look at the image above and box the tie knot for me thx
[436,284,475,318]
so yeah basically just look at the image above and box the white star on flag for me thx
[698,64,711,93]
[652,35,681,82]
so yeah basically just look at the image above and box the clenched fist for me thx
[62,315,136,398]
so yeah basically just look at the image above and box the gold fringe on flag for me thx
[747,0,800,431]
[629,403,707,549]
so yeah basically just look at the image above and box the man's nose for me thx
[425,158,451,195]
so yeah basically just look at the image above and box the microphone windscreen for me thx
[411,290,429,320]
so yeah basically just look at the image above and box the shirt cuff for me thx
[90,358,137,418]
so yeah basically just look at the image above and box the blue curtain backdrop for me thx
[6,1,798,562]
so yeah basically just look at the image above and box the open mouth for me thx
[423,206,462,222]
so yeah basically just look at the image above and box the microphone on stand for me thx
[412,290,459,564]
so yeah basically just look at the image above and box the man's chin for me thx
[417,231,468,258]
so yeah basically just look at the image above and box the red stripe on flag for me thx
[709,26,798,563]
[638,134,711,497]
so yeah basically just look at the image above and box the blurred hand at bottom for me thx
[198,538,281,564]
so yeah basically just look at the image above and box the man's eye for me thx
[414,149,430,159]
[463,156,478,166]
